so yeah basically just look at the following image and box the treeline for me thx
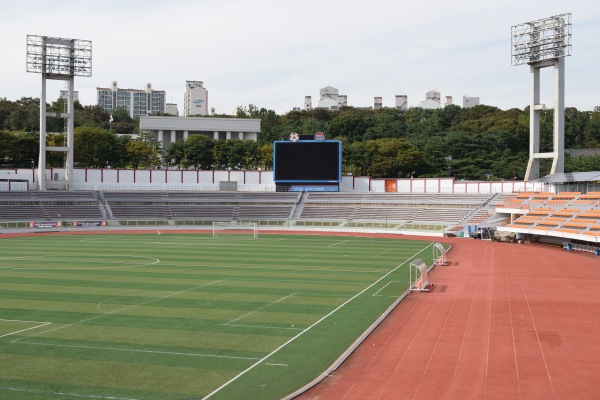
[1,97,600,179]
[237,104,600,179]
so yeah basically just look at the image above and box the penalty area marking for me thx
[202,243,434,399]
[16,341,262,361]
[11,279,227,344]
[223,294,296,326]
[0,255,160,271]
[0,385,142,400]
[0,319,52,339]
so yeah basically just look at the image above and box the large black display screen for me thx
[273,140,342,183]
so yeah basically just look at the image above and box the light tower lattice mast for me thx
[26,35,92,190]
[511,14,572,181]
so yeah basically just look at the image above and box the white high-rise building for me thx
[184,81,208,116]
[97,81,166,118]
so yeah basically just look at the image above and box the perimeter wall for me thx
[0,168,543,193]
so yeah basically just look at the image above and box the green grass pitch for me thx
[0,233,439,400]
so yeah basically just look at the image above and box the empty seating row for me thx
[352,207,419,222]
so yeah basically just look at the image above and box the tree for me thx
[583,107,600,147]
[363,108,406,140]
[126,141,157,169]
[363,138,424,178]
[183,135,215,170]
[1,131,39,168]
[164,139,186,168]
[327,108,375,142]
[237,104,283,145]
[75,105,111,129]
[256,144,273,170]
[74,126,118,168]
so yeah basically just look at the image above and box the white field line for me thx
[153,261,384,276]
[225,323,304,332]
[77,237,110,242]
[0,319,52,339]
[233,277,369,286]
[202,243,434,399]
[0,386,141,400]
[19,341,261,361]
[372,280,403,297]
[0,255,160,270]
[224,294,296,325]
[11,279,226,344]
[287,240,352,262]
[373,249,393,257]
[265,363,288,367]
[328,240,350,247]
[96,297,121,315]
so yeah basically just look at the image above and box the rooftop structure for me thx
[139,115,260,149]
[462,95,480,108]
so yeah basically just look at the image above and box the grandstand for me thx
[2,183,600,247]
[0,189,499,235]
[496,191,600,250]
[1,167,599,245]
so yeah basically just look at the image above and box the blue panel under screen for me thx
[289,186,339,192]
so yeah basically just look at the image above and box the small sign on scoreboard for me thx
[314,132,325,141]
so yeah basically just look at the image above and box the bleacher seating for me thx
[499,191,600,238]
[5,188,599,239]
[299,206,355,220]
[0,191,103,222]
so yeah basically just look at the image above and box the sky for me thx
[1,0,599,115]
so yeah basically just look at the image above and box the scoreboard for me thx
[273,140,342,186]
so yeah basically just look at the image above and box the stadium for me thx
[2,137,600,400]
[2,13,600,400]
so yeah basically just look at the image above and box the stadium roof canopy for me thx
[534,171,600,183]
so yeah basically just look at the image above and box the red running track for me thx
[296,239,600,400]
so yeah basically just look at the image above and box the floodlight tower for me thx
[511,14,572,180]
[26,35,92,190]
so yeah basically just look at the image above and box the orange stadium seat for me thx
[537,220,560,226]
[556,228,581,234]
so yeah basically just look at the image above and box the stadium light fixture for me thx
[511,14,572,181]
[26,35,92,191]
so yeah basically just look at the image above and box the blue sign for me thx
[289,186,339,192]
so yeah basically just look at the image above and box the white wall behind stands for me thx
[0,168,540,193]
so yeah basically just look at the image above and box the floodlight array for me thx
[26,35,92,77]
[511,13,571,66]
